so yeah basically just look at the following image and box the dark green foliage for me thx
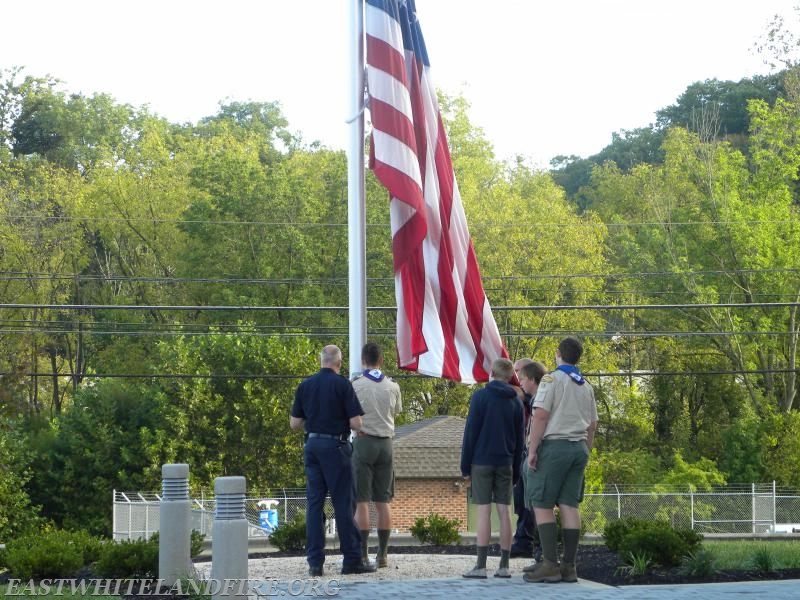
[268,514,306,552]
[0,418,43,540]
[93,537,158,579]
[409,513,461,546]
[147,531,206,559]
[603,517,642,553]
[92,531,204,579]
[4,529,102,579]
[604,518,701,567]
[25,380,166,536]
[656,74,784,137]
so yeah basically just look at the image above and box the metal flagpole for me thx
[346,0,367,378]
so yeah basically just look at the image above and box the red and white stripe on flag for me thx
[365,0,508,384]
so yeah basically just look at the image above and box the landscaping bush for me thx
[93,530,205,578]
[269,514,306,552]
[94,536,158,579]
[4,529,102,579]
[603,516,642,553]
[614,519,699,567]
[409,513,461,546]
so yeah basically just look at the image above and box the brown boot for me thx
[522,559,561,583]
[560,562,578,583]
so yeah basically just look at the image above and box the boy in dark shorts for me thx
[460,358,525,579]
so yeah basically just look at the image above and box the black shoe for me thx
[510,545,533,558]
[341,561,377,575]
[308,565,324,577]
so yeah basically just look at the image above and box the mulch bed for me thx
[251,543,800,586]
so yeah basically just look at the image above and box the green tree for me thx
[0,417,42,540]
[25,379,165,535]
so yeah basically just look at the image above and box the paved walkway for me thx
[253,576,799,599]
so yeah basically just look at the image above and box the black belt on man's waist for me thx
[306,432,347,441]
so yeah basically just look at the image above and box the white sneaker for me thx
[494,566,511,578]
[462,566,487,579]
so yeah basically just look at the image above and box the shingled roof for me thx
[393,415,465,478]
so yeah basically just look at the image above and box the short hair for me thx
[320,345,342,367]
[361,342,382,366]
[491,358,514,382]
[558,337,583,365]
[513,357,533,372]
[519,361,547,384]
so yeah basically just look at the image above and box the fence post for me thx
[773,480,777,532]
[690,486,695,531]
[159,463,191,587]
[752,482,756,534]
[615,484,621,519]
[210,476,248,599]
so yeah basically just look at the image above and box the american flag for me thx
[365,0,508,383]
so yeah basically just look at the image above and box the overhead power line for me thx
[1,266,798,283]
[3,214,797,228]
[1,301,798,312]
[2,368,797,381]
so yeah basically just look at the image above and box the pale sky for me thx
[1,0,797,166]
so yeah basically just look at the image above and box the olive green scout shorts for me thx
[469,464,513,505]
[525,439,589,509]
[353,435,394,503]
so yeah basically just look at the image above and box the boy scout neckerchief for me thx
[364,368,384,382]
[556,364,585,385]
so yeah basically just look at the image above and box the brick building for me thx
[392,415,469,532]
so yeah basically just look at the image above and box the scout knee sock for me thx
[562,528,580,564]
[377,529,390,557]
[476,545,488,569]
[537,522,558,563]
[499,548,510,569]
[360,530,370,562]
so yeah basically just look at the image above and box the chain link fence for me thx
[113,488,333,541]
[113,483,800,541]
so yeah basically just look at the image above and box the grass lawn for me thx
[706,539,800,569]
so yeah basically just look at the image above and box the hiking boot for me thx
[522,559,562,583]
[522,559,538,573]
[341,561,377,575]
[493,566,511,578]
[376,555,388,568]
[560,562,578,583]
[462,566,487,579]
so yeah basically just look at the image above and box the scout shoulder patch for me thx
[540,374,554,384]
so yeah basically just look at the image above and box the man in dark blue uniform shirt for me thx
[290,344,377,577]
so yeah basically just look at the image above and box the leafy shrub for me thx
[680,547,716,578]
[4,529,102,579]
[409,513,461,546]
[676,527,703,550]
[148,530,206,558]
[269,514,306,552]
[604,518,701,568]
[94,536,158,578]
[93,530,206,578]
[618,521,694,567]
[603,517,641,553]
